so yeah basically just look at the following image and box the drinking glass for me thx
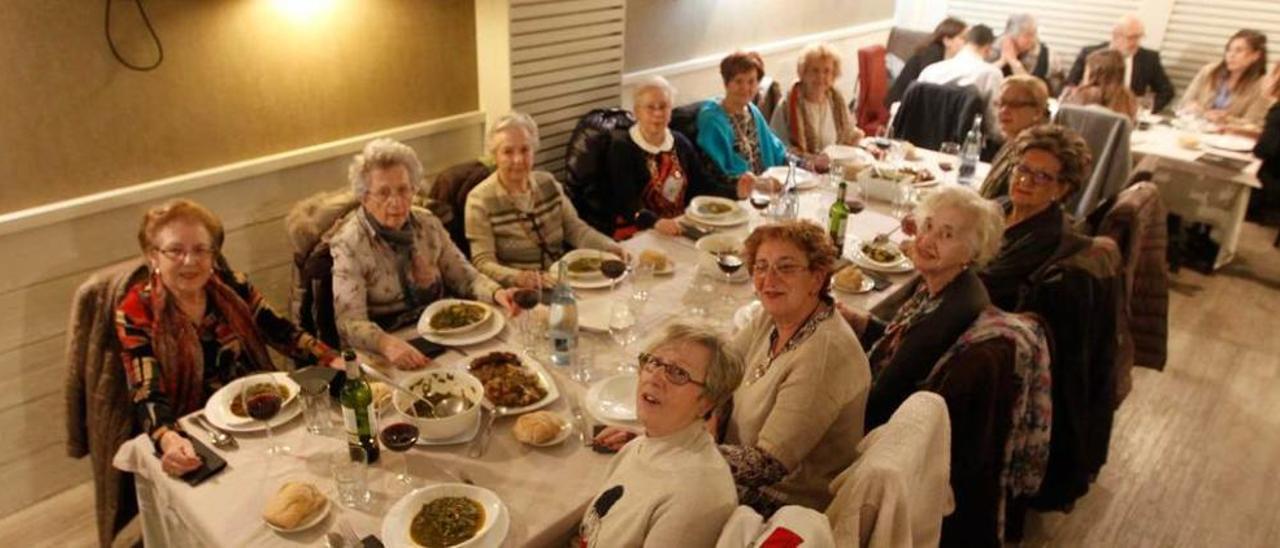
[241,375,288,455]
[938,142,961,184]
[631,260,656,302]
[571,342,595,384]
[892,183,917,222]
[299,383,334,435]
[1137,93,1155,121]
[715,252,744,303]
[513,286,541,352]
[331,447,371,508]
[609,300,639,374]
[599,252,627,292]
[379,422,420,489]
[749,175,777,224]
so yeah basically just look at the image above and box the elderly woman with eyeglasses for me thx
[769,43,865,170]
[580,322,745,547]
[978,75,1051,200]
[466,112,626,288]
[838,186,1005,430]
[979,124,1093,311]
[116,199,341,477]
[718,220,870,515]
[331,138,519,370]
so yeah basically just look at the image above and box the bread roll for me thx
[263,482,326,529]
[834,266,864,292]
[639,249,670,271]
[513,411,566,445]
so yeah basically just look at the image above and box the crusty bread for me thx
[639,249,670,272]
[263,482,326,529]
[513,411,566,445]
[834,266,865,292]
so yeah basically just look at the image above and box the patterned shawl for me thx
[784,82,855,155]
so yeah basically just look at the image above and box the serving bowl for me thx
[392,370,484,440]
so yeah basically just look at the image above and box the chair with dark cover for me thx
[563,108,636,234]
[754,75,784,122]
[891,82,983,152]
[64,259,150,547]
[427,159,494,257]
[285,190,361,349]
[1053,104,1133,220]
[670,101,703,143]
[856,45,891,137]
[886,26,933,70]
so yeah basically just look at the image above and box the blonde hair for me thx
[915,185,1005,267]
[347,138,425,199]
[797,42,843,79]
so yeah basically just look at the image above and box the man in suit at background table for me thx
[1067,15,1176,112]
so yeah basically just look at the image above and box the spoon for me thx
[872,224,902,246]
[324,532,345,548]
[192,413,236,448]
[361,365,468,419]
[467,405,511,458]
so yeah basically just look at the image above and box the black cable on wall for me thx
[105,0,163,71]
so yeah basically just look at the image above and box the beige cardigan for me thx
[727,305,871,510]
[1179,62,1273,124]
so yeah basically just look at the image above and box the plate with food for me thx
[382,483,509,548]
[762,165,819,190]
[850,238,914,273]
[466,351,559,414]
[550,250,628,289]
[586,374,638,423]
[204,372,303,431]
[637,249,674,276]
[831,265,874,294]
[512,410,573,447]
[263,482,330,534]
[685,197,748,227]
[421,299,493,336]
[393,369,485,442]
[1202,134,1256,153]
[418,303,506,346]
[694,233,749,282]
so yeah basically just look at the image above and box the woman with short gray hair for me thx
[579,321,744,547]
[331,138,519,369]
[838,184,1004,429]
[466,111,625,289]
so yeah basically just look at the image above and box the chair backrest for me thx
[826,391,952,548]
[285,190,361,348]
[428,159,494,257]
[754,75,783,122]
[563,108,636,234]
[717,505,836,548]
[856,45,890,137]
[671,101,703,143]
[886,27,933,67]
[891,82,982,151]
[1053,104,1133,219]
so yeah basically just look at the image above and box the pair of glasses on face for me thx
[750,261,809,278]
[994,99,1039,110]
[1013,163,1059,187]
[156,246,217,262]
[370,186,415,204]
[638,352,705,387]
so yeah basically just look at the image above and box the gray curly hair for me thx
[642,321,744,408]
[347,138,425,199]
[914,185,1005,268]
[486,111,541,155]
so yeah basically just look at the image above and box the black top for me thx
[887,42,945,107]
[603,129,732,235]
[1254,103,1280,212]
[861,269,990,430]
[979,199,1065,311]
[1067,43,1175,112]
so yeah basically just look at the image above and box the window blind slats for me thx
[948,0,1144,77]
[1160,0,1280,103]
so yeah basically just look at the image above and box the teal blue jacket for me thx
[695,99,787,177]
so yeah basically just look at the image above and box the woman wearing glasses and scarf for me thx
[331,139,519,370]
[466,112,626,289]
[579,322,745,547]
[116,199,341,476]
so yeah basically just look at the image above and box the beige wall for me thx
[0,0,477,214]
[624,0,895,72]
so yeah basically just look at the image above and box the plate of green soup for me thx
[382,483,508,548]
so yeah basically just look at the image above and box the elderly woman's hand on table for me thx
[380,335,431,370]
[159,430,202,477]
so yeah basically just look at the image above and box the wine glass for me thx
[892,183,917,223]
[379,421,420,489]
[609,300,639,374]
[513,287,540,351]
[715,252,744,303]
[241,375,288,456]
[599,252,628,293]
[749,175,776,225]
[631,260,656,302]
[938,142,960,184]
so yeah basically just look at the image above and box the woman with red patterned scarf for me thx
[770,43,865,173]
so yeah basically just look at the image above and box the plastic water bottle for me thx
[958,114,983,186]
[548,260,578,367]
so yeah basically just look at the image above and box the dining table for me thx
[113,146,983,548]
[1129,120,1261,269]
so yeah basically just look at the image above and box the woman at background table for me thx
[886,17,969,107]
[466,112,626,289]
[770,42,865,170]
[696,51,789,187]
[605,76,747,239]
[979,75,1051,199]
[979,124,1093,311]
[720,220,870,515]
[116,199,340,476]
[1250,62,1280,222]
[1061,49,1138,122]
[837,186,1004,429]
[581,322,745,547]
[1179,29,1271,125]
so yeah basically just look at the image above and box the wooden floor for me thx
[3,224,1278,548]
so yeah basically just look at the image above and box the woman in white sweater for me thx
[579,322,745,547]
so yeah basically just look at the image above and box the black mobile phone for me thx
[407,336,448,359]
[182,436,228,486]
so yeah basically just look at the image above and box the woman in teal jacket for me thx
[696,51,788,188]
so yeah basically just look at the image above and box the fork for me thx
[339,518,359,546]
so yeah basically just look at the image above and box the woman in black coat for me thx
[886,17,968,107]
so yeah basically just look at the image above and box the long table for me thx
[113,157,975,547]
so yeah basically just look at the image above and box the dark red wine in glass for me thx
[513,288,540,310]
[716,253,743,275]
[846,199,866,215]
[246,392,283,421]
[938,161,954,172]
[600,260,628,280]
[749,196,771,211]
[380,423,420,452]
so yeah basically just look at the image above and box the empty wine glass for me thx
[631,260,656,302]
[938,142,961,184]
[892,183,917,222]
[609,300,639,374]
[379,421,419,489]
[240,375,288,456]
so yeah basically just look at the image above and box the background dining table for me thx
[113,147,983,548]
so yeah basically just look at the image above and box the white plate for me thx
[461,352,560,415]
[1202,134,1256,153]
[763,166,818,190]
[586,374,637,422]
[636,250,676,276]
[204,373,303,432]
[558,249,625,282]
[832,274,876,294]
[381,484,508,548]
[684,199,750,227]
[419,304,506,346]
[687,196,742,220]
[420,299,493,336]
[549,256,629,290]
[733,300,762,333]
[578,298,612,333]
[849,238,914,273]
[519,412,574,447]
[265,495,330,534]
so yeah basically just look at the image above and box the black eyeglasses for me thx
[638,352,706,387]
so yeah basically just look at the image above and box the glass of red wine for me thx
[846,181,866,216]
[240,375,288,456]
[513,286,541,352]
[749,176,776,227]
[380,422,420,487]
[599,252,628,293]
[715,252,744,304]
